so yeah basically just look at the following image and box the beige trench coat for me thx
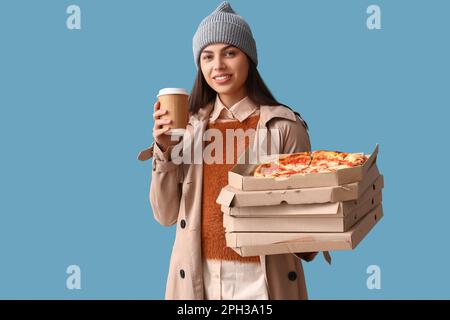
[141,103,322,300]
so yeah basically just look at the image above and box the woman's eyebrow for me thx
[201,45,235,54]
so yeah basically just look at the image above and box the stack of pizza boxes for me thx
[216,144,384,257]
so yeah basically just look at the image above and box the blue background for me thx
[0,0,449,299]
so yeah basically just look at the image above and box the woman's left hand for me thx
[294,252,318,262]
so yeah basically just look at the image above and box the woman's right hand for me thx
[153,101,181,152]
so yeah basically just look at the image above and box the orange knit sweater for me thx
[201,115,260,262]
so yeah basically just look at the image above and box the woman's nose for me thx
[213,57,225,70]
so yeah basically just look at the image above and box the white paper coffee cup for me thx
[157,88,189,136]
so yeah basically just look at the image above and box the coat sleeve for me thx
[149,142,183,227]
[280,115,311,154]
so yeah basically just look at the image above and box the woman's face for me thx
[200,43,249,97]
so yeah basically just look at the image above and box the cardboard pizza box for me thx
[228,144,379,191]
[221,175,383,218]
[217,164,381,207]
[222,190,382,233]
[225,204,383,257]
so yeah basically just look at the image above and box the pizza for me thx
[253,152,308,177]
[253,149,369,178]
[278,152,312,169]
[253,162,282,177]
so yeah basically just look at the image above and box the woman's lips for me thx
[213,74,232,85]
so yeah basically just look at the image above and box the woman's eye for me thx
[202,51,235,60]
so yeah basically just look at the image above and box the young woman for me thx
[143,1,319,300]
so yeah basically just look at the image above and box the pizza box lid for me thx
[217,163,381,207]
[221,176,383,217]
[223,190,382,232]
[225,204,383,256]
[228,144,379,191]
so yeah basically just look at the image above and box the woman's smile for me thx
[213,74,233,85]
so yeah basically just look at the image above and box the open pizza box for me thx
[223,189,382,233]
[225,204,383,257]
[217,163,381,207]
[228,144,379,191]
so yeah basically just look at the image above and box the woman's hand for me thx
[294,252,318,262]
[153,101,181,152]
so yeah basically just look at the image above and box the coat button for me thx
[180,269,185,279]
[180,219,186,229]
[288,271,297,281]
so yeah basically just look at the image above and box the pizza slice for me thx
[343,153,368,166]
[299,164,333,174]
[254,162,309,178]
[311,150,368,169]
[311,150,348,161]
[253,162,282,177]
[253,152,311,177]
[276,152,312,170]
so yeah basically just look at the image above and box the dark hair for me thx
[188,57,309,130]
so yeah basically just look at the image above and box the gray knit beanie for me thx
[193,1,258,69]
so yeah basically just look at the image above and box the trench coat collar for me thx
[189,102,298,127]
